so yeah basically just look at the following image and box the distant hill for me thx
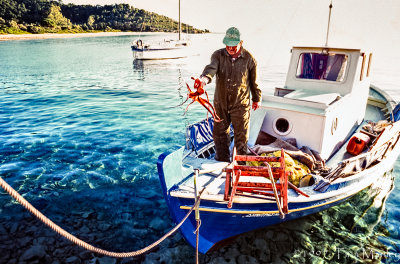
[0,0,209,34]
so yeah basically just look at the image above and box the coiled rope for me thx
[0,176,199,258]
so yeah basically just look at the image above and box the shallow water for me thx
[1,34,400,263]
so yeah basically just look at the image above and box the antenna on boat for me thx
[325,0,333,47]
[178,0,181,40]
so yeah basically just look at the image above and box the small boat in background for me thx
[131,38,191,60]
[157,44,400,253]
[131,0,192,60]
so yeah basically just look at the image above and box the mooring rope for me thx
[0,176,199,258]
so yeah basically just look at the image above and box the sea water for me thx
[0,34,400,263]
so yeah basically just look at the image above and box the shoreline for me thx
[0,31,168,41]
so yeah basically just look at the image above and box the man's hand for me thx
[252,101,260,111]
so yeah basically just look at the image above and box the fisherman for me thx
[195,27,262,162]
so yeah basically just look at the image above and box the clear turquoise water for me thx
[0,34,400,263]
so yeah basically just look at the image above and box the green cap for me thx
[223,27,241,46]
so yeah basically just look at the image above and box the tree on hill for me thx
[43,4,72,29]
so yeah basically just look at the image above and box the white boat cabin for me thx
[259,47,373,159]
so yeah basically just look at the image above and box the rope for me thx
[192,165,228,261]
[195,219,200,264]
[0,176,199,258]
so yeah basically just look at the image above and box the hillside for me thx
[0,0,209,34]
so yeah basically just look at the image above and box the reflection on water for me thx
[132,59,145,81]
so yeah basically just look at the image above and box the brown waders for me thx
[213,106,250,162]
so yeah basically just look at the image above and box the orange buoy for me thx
[346,132,371,155]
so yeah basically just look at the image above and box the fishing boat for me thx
[131,0,191,60]
[157,44,400,253]
[131,38,190,60]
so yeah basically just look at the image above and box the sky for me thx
[61,0,400,31]
[62,1,400,44]
[63,0,400,67]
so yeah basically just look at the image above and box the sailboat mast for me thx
[325,0,333,47]
[178,0,181,40]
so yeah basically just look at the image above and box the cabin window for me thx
[296,53,348,82]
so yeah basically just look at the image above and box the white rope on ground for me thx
[0,176,200,258]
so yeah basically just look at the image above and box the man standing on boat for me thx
[197,27,262,162]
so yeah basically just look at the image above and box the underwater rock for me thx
[24,225,39,236]
[96,212,105,221]
[0,223,7,234]
[223,247,241,260]
[150,245,195,264]
[97,256,117,264]
[86,171,117,189]
[0,248,10,263]
[130,227,148,237]
[149,217,168,231]
[65,256,81,264]
[275,232,289,242]
[79,225,90,234]
[10,222,19,233]
[254,238,268,252]
[98,222,111,231]
[137,186,162,199]
[130,197,156,209]
[18,236,31,247]
[32,198,49,211]
[20,245,47,261]
[207,257,235,264]
[265,230,274,240]
[82,209,95,219]
[237,255,259,264]
[57,169,85,187]
[308,255,325,264]
[298,233,314,252]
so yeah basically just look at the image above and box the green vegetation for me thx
[0,0,209,34]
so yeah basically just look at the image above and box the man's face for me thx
[226,42,242,55]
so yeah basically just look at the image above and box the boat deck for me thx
[170,100,389,205]
[171,155,327,204]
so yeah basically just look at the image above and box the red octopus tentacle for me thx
[186,83,192,93]
[199,97,221,119]
[202,91,222,121]
[183,98,197,116]
[173,95,190,108]
[198,97,222,122]
[205,91,210,101]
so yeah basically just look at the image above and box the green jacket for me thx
[201,47,262,111]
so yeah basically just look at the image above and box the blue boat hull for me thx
[157,150,354,254]
[167,195,352,253]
